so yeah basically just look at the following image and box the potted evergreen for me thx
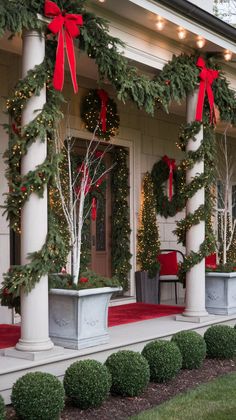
[135,172,160,304]
[49,134,122,349]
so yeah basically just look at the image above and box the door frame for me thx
[70,127,140,297]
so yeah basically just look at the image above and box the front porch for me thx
[1,306,236,404]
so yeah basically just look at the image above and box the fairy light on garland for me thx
[137,172,160,278]
[111,147,131,291]
[81,89,120,141]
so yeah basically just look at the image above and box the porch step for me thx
[1,313,236,404]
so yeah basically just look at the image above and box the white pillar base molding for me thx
[176,314,215,323]
[4,346,64,362]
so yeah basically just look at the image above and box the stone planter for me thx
[49,286,122,350]
[135,271,159,304]
[206,272,236,315]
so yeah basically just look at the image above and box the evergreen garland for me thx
[111,148,131,291]
[151,158,185,218]
[137,172,160,278]
[81,89,120,140]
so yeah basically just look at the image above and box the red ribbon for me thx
[91,197,97,221]
[195,57,219,124]
[162,155,176,201]
[44,0,83,93]
[97,89,109,132]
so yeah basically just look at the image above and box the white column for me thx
[182,90,208,319]
[16,30,54,351]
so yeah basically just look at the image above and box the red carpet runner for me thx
[108,303,184,327]
[0,304,184,348]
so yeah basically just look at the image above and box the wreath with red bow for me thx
[151,156,185,218]
[81,89,120,141]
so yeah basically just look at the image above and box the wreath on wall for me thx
[81,89,120,141]
[151,155,185,218]
[1,0,236,309]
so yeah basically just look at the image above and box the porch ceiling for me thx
[90,0,236,70]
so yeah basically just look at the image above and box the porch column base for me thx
[4,345,64,361]
[176,314,214,323]
[16,337,54,352]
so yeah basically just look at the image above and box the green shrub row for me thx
[7,324,236,419]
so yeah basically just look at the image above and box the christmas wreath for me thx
[81,89,120,141]
[151,155,185,218]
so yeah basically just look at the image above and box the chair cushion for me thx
[157,251,178,276]
[205,253,217,269]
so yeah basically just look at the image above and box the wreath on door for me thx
[151,155,185,218]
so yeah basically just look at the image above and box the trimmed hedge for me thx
[142,340,182,382]
[105,350,150,396]
[0,395,5,420]
[64,359,111,409]
[171,330,206,369]
[204,325,236,359]
[11,372,65,420]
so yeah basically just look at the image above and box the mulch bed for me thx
[6,358,236,419]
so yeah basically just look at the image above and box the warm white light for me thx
[196,36,206,49]
[177,27,187,40]
[224,49,232,61]
[98,0,105,3]
[155,17,165,31]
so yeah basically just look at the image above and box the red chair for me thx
[205,253,217,269]
[157,249,185,304]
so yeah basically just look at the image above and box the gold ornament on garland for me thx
[81,89,120,140]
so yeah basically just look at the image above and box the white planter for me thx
[206,272,236,315]
[49,287,122,350]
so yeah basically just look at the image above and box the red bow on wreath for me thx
[97,89,109,132]
[44,0,83,93]
[162,155,176,201]
[195,57,219,125]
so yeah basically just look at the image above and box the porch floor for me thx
[1,306,236,404]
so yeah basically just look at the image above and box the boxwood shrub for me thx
[11,372,65,420]
[204,325,236,359]
[0,395,5,420]
[142,340,182,382]
[171,330,206,369]
[105,350,150,396]
[63,359,111,409]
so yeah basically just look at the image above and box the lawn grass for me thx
[130,372,236,420]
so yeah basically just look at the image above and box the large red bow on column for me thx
[91,197,97,221]
[162,155,176,201]
[97,89,109,132]
[44,0,83,93]
[195,57,219,124]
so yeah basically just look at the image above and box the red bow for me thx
[162,155,176,201]
[195,57,219,124]
[44,0,83,93]
[97,89,109,132]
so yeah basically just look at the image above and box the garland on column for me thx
[174,123,216,282]
[111,148,131,291]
